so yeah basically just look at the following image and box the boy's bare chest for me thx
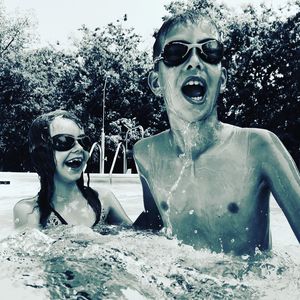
[148,149,264,231]
[151,151,256,201]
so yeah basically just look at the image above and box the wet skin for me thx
[134,20,300,255]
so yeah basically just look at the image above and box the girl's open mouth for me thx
[65,157,83,169]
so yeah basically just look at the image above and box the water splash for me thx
[0,226,299,300]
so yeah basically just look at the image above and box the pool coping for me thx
[0,172,140,184]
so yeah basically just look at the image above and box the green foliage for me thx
[0,12,167,171]
[220,3,300,166]
[0,0,299,171]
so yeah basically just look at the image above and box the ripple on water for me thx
[0,225,299,300]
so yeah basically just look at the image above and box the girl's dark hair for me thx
[29,109,101,227]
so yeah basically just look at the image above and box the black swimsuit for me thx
[50,206,68,225]
[46,205,104,227]
[46,187,104,227]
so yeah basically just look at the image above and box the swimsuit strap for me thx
[50,206,68,225]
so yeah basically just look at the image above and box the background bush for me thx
[0,0,299,172]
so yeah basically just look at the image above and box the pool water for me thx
[0,172,299,300]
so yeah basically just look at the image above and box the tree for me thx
[0,4,37,170]
[60,22,167,171]
[1,0,298,171]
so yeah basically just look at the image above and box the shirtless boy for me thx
[133,11,300,255]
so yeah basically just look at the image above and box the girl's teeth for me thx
[192,96,203,101]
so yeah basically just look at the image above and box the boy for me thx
[133,11,300,255]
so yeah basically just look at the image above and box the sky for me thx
[2,0,288,50]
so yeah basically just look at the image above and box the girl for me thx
[14,110,131,228]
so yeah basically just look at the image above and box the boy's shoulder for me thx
[226,124,277,144]
[133,130,170,174]
[228,125,282,159]
[134,130,170,154]
[241,126,279,147]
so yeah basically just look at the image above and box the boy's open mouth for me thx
[181,78,207,104]
[65,157,83,169]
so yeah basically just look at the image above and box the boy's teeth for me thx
[182,79,206,100]
[185,80,204,86]
[186,81,201,86]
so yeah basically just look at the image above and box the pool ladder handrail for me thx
[109,142,127,184]
[84,142,103,173]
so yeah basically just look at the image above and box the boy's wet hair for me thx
[153,10,220,70]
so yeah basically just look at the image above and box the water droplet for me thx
[241,254,249,260]
[231,238,235,243]
[245,227,249,231]
[228,202,239,213]
[161,201,169,211]
[189,210,194,215]
[194,230,198,234]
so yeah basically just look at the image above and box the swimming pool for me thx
[0,172,299,299]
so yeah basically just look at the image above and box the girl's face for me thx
[49,117,90,184]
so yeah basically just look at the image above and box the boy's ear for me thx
[220,67,227,94]
[148,71,161,96]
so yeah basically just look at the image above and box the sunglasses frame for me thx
[154,39,224,67]
[51,134,91,152]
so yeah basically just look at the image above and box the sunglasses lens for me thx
[163,40,223,66]
[78,136,92,151]
[52,135,75,151]
[200,40,223,64]
[51,135,91,151]
[163,43,188,66]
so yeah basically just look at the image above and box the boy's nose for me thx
[186,48,204,70]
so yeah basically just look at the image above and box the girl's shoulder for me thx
[14,195,38,213]
[88,186,116,207]
[13,195,40,228]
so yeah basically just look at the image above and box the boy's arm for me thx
[133,141,164,230]
[133,175,164,230]
[255,130,300,242]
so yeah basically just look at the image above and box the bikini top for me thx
[47,206,68,226]
[46,188,105,228]
[46,205,106,228]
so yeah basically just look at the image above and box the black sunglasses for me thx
[51,134,92,151]
[154,39,224,67]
